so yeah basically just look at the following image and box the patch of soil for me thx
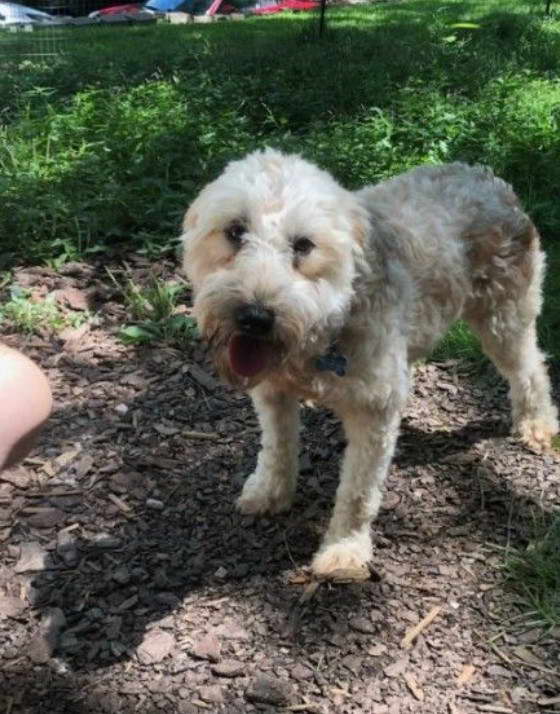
[1,260,559,714]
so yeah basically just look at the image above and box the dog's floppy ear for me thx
[181,199,201,282]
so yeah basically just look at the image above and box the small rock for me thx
[146,498,164,511]
[199,685,224,704]
[212,659,245,677]
[191,633,221,663]
[0,595,26,619]
[137,629,175,664]
[245,675,293,706]
[115,403,129,415]
[15,541,48,573]
[214,565,227,578]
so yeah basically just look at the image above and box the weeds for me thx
[505,511,560,627]
[107,270,197,347]
[0,285,88,334]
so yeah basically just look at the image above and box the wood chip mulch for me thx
[1,259,559,714]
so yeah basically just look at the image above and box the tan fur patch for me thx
[187,231,234,286]
[351,214,368,248]
[296,238,344,281]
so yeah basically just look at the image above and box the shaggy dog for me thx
[181,149,558,578]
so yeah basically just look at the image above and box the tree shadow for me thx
[2,339,558,710]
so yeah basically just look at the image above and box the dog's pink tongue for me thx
[229,335,271,378]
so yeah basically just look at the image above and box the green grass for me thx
[505,511,560,627]
[0,284,89,334]
[1,0,560,358]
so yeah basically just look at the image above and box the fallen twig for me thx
[401,605,442,649]
[183,430,219,440]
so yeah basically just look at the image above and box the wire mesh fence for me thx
[0,0,91,58]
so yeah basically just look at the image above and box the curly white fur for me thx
[181,149,558,578]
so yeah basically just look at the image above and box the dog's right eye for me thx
[225,221,246,248]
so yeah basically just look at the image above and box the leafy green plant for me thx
[107,272,198,347]
[505,511,560,627]
[0,285,88,334]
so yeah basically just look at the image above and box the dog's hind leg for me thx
[236,383,300,515]
[469,317,558,451]
[466,230,558,451]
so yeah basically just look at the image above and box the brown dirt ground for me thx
[1,259,559,714]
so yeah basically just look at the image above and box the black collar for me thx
[315,344,347,377]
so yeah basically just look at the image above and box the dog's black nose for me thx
[235,304,275,336]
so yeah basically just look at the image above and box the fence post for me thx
[319,0,327,36]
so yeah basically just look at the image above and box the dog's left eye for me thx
[293,237,315,256]
[225,221,246,248]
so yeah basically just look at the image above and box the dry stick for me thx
[107,492,131,512]
[538,696,560,706]
[401,605,443,649]
[183,430,218,440]
[488,641,514,667]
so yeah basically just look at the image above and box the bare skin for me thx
[0,346,52,471]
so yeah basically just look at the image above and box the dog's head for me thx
[181,149,369,388]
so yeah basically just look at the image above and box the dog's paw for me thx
[311,541,370,580]
[236,472,295,515]
[517,417,558,453]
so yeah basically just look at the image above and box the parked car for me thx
[24,0,114,17]
[0,1,60,25]
[88,0,196,16]
[88,1,154,16]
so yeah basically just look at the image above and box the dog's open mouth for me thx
[228,335,274,378]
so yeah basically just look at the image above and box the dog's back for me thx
[356,162,543,358]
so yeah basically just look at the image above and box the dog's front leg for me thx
[236,382,300,515]
[312,379,406,577]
